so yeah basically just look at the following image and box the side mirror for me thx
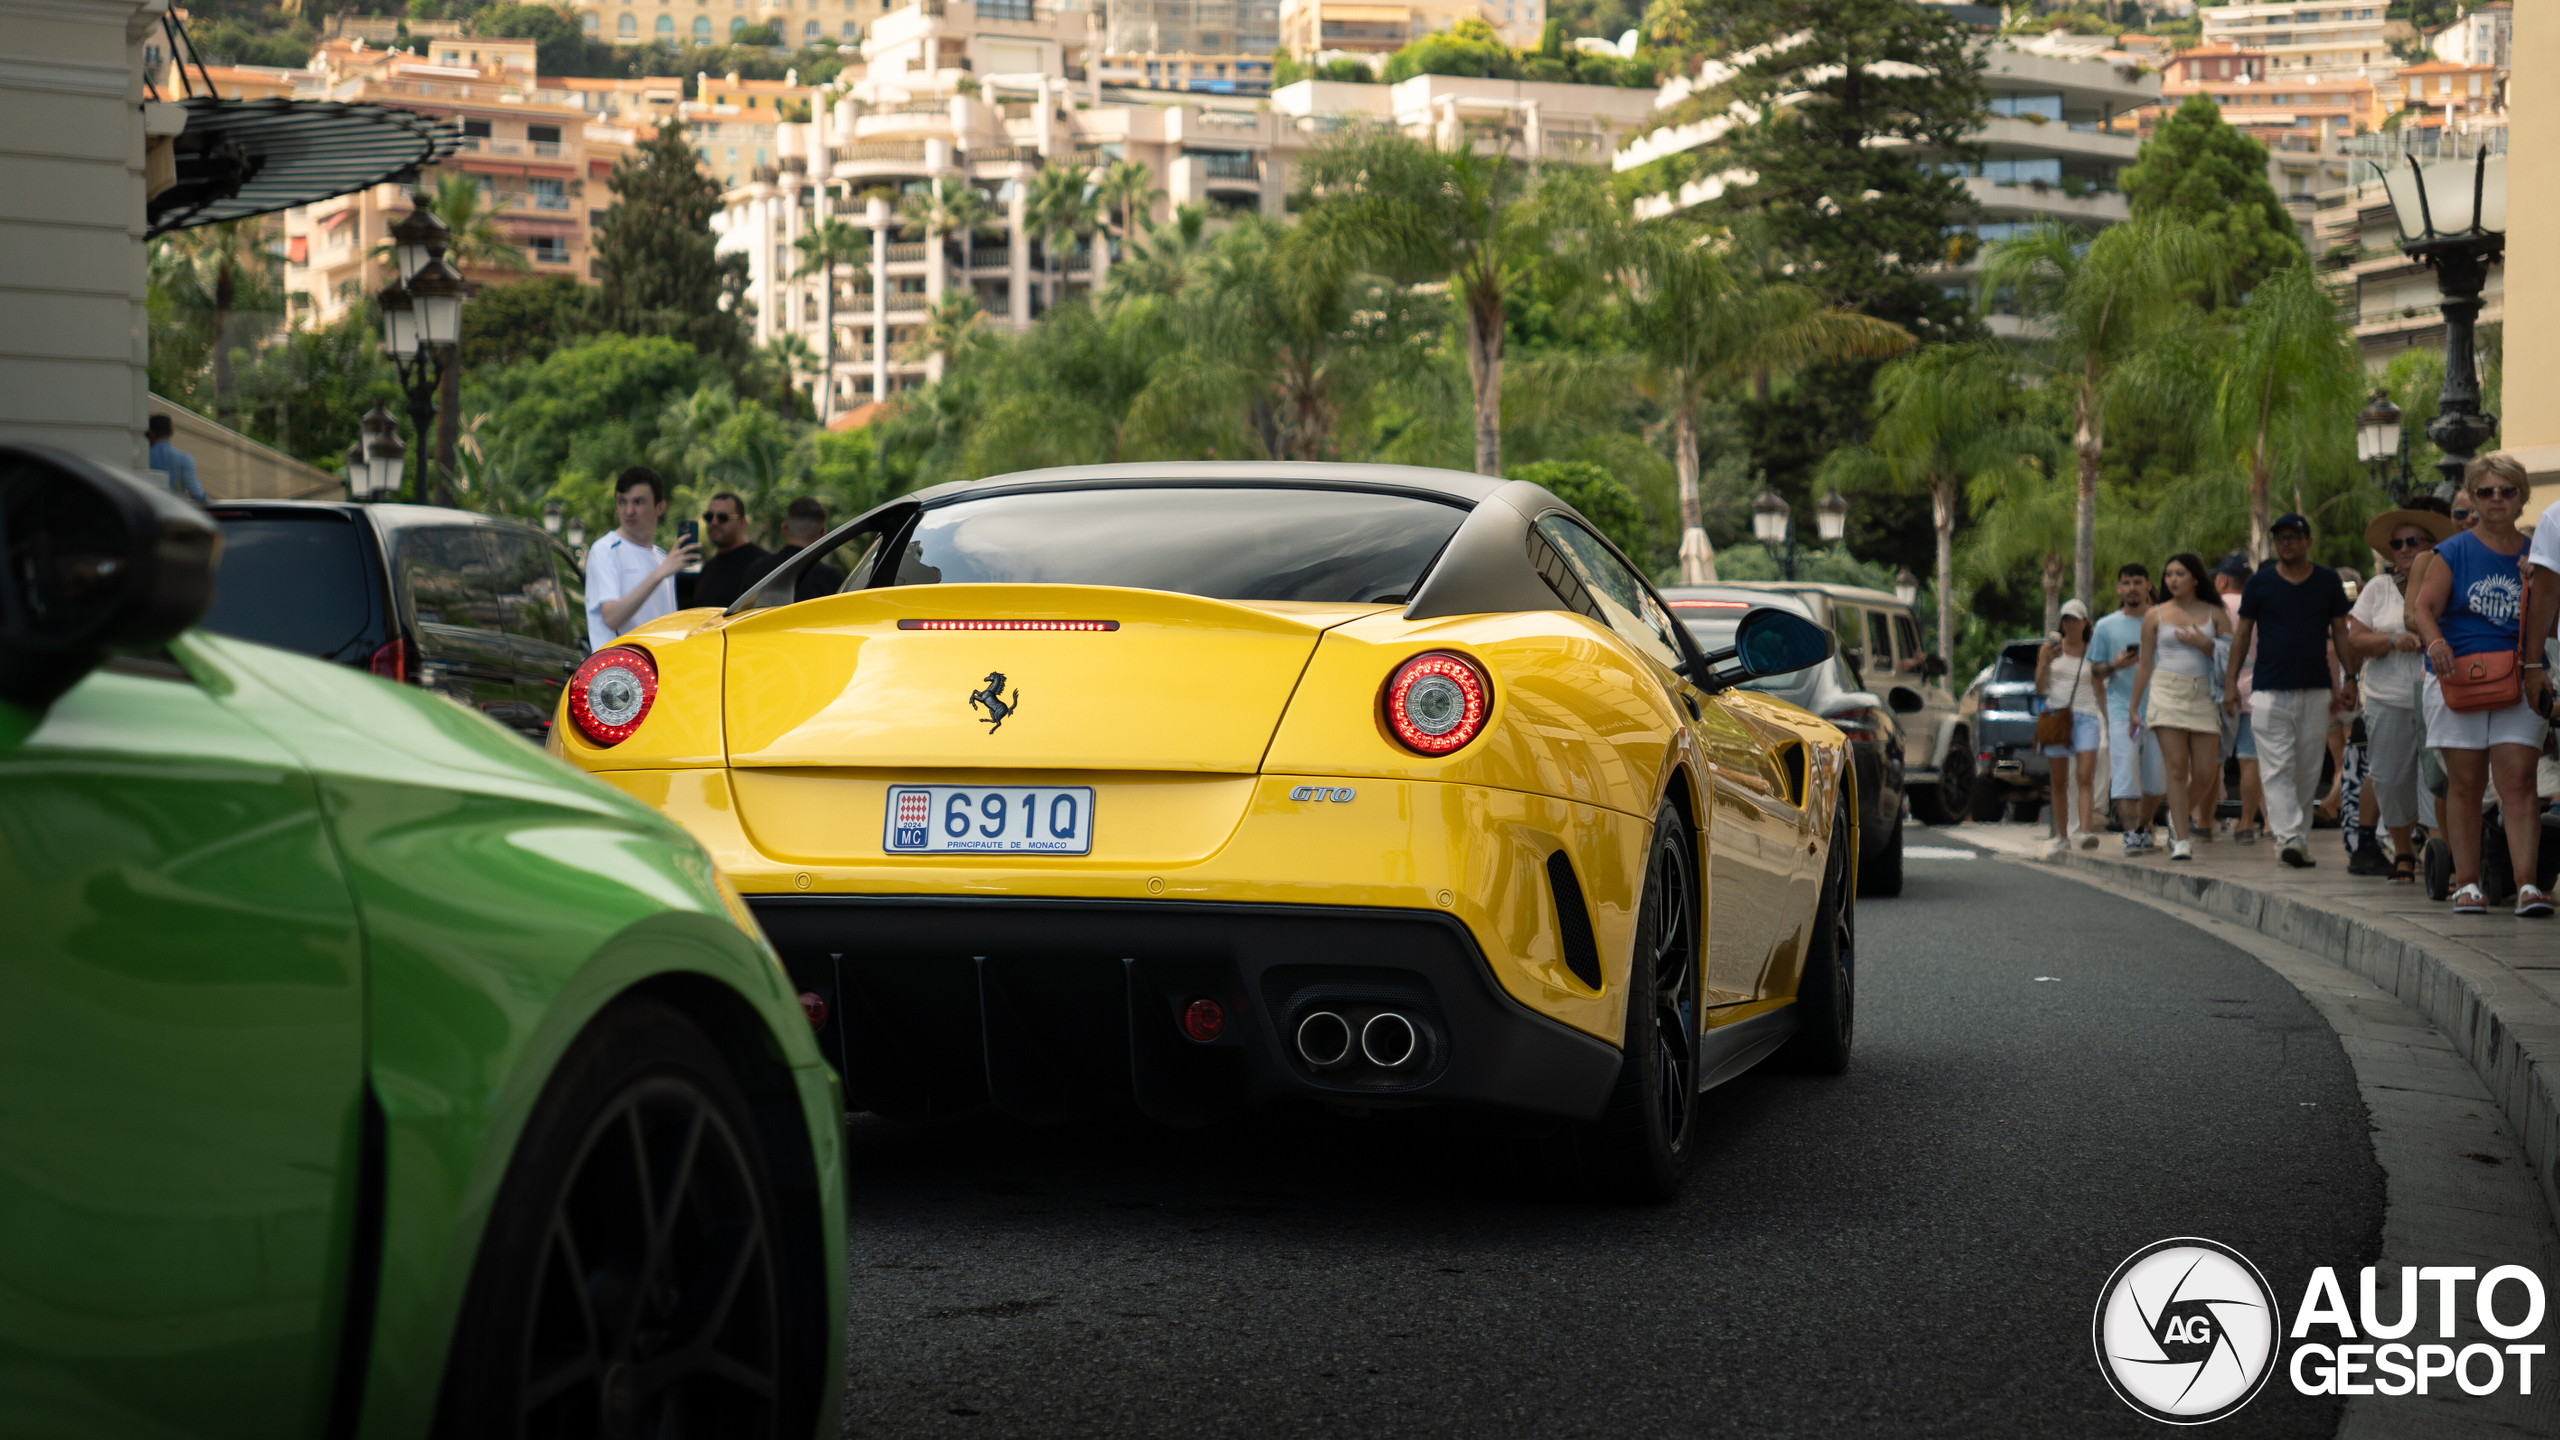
[0,444,221,722]
[1732,607,1833,679]
[1923,654,1949,679]
[1887,686,1926,714]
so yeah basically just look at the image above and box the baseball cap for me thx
[2270,512,2311,535]
[2214,553,2250,581]
[2059,597,2092,624]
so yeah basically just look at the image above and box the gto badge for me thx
[1289,785,1356,803]
[969,671,1020,732]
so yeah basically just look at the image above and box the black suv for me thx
[201,503,588,741]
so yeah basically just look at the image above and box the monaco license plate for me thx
[883,785,1095,855]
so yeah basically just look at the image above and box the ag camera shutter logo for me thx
[2093,1238,2281,1424]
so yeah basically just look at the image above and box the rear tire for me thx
[1541,803,1699,1203]
[1858,814,1904,898]
[1775,798,1855,1075]
[433,998,809,1440]
[1908,734,1972,826]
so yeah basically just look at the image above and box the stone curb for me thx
[2053,850,2560,1230]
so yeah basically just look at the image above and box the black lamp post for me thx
[2355,389,2407,502]
[379,196,469,505]
[2377,148,2505,499]
[1749,483,1849,582]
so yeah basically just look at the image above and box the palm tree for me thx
[1024,163,1099,311]
[1818,344,2035,664]
[390,173,529,277]
[1958,440,2078,637]
[1102,204,1216,305]
[762,332,818,421]
[156,219,281,412]
[1094,158,1162,258]
[1615,226,1909,583]
[793,216,869,422]
[1293,128,1610,476]
[904,293,983,367]
[2214,262,2362,558]
[1979,216,2218,606]
[899,179,992,371]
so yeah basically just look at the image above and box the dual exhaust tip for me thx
[1295,1010,1421,1070]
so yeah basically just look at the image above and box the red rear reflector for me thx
[367,637,408,683]
[1383,652,1491,756]
[568,646,658,746]
[896,619,1119,631]
[1181,999,1226,1043]
[798,992,828,1029]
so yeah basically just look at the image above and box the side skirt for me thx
[1698,1003,1798,1092]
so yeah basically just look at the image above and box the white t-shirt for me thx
[586,531,676,651]
[2045,649,2102,717]
[2348,574,2421,710]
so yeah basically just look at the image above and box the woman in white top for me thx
[2035,599,2105,853]
[2345,507,2455,884]
[2130,552,2234,861]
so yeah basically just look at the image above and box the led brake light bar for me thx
[895,619,1120,631]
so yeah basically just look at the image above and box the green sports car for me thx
[0,445,845,1439]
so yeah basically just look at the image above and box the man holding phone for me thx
[586,466,697,650]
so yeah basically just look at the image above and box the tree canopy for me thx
[2120,95,2304,301]
[592,126,753,363]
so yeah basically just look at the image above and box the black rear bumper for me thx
[746,897,1623,1127]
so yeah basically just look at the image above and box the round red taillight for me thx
[568,646,658,746]
[1383,652,1489,756]
[1180,998,1226,1043]
[798,991,828,1029]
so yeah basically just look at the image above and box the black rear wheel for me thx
[1541,802,1700,1202]
[435,998,801,1440]
[1776,797,1855,1074]
[1909,734,1972,826]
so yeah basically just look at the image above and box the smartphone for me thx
[677,519,702,573]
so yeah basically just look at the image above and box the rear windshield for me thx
[203,512,374,660]
[881,487,1468,603]
[1995,646,2041,684]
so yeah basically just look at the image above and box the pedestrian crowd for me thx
[2034,454,2557,919]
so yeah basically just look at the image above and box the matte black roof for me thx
[208,499,561,540]
[913,462,1511,510]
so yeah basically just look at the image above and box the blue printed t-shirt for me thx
[2238,563,2349,692]
[2432,529,2526,657]
[2088,608,2145,721]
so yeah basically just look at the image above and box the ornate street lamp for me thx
[565,519,587,553]
[344,439,371,500]
[2376,149,2505,498]
[361,402,405,501]
[1815,489,1850,546]
[1894,568,1920,608]
[2355,389,2406,501]
[377,192,471,505]
[542,499,564,535]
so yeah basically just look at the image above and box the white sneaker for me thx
[2046,835,2070,859]
[2076,830,2099,850]
[2171,839,2193,862]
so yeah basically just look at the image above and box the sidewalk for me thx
[1959,819,2560,1227]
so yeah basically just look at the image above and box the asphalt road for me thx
[835,832,2385,1438]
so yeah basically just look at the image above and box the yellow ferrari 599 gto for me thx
[553,464,1854,1198]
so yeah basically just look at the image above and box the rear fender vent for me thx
[1545,851,1605,991]
[1779,741,1808,809]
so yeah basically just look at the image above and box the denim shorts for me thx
[2041,710,2100,758]
[2233,713,2255,759]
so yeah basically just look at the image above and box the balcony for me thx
[1196,153,1260,181]
[1961,175,2129,224]
[883,242,928,261]
[839,140,928,162]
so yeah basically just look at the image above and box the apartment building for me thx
[1095,49,1280,92]
[282,39,636,325]
[1276,0,1530,59]
[689,73,821,190]
[571,0,871,47]
[2427,1,2511,70]
[2198,2,2397,78]
[2384,58,2505,124]
[714,8,1650,411]
[1617,40,2157,337]
[1108,0,1284,58]
[2114,43,2367,205]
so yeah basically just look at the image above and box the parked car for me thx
[553,463,1856,1201]
[1663,587,1908,896]
[1720,581,1972,825]
[0,446,843,1437]
[200,501,589,741]
[1962,638,2052,821]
